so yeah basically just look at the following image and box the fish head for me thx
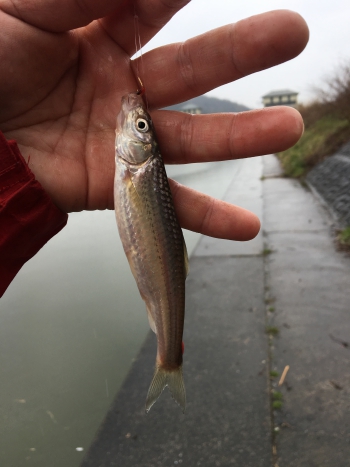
[116,93,157,165]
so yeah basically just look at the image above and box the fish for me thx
[114,91,188,413]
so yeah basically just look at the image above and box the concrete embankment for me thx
[307,140,350,226]
[81,155,350,467]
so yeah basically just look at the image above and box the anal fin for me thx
[146,304,157,334]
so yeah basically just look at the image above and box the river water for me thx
[0,159,244,467]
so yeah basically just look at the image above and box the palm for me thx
[1,19,140,211]
[0,1,309,240]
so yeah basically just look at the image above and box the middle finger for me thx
[135,10,309,109]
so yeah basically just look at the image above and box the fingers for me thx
[101,0,191,56]
[169,179,260,241]
[0,0,127,31]
[0,0,190,40]
[136,10,309,109]
[152,106,304,164]
[0,11,77,123]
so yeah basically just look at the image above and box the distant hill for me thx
[164,95,250,113]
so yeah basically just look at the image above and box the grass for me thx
[279,60,350,178]
[272,401,283,410]
[337,226,350,251]
[272,391,283,400]
[272,391,283,410]
[266,326,279,336]
[278,115,350,178]
[270,370,279,378]
[338,226,350,245]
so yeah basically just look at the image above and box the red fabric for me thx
[0,132,68,297]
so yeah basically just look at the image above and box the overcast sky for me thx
[143,0,350,109]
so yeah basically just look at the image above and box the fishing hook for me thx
[136,76,145,96]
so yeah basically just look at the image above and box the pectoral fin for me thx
[123,168,144,213]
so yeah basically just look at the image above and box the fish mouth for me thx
[122,92,144,113]
[117,92,143,134]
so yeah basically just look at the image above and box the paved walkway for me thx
[264,156,350,467]
[81,155,350,467]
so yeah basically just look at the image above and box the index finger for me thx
[136,10,309,109]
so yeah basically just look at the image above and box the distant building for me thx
[181,102,202,114]
[262,89,298,107]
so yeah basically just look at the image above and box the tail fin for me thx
[145,365,186,413]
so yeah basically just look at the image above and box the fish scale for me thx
[114,92,188,412]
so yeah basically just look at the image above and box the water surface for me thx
[0,159,242,466]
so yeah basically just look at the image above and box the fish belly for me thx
[114,154,186,371]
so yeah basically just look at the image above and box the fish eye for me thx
[136,118,149,133]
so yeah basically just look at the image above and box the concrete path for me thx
[81,155,350,467]
[263,156,350,467]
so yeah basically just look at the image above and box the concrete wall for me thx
[306,141,350,226]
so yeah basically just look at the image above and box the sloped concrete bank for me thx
[306,141,350,226]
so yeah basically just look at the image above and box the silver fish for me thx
[114,92,188,412]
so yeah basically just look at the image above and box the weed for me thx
[277,61,350,178]
[262,248,273,256]
[266,326,279,336]
[272,401,283,410]
[272,391,283,410]
[270,370,279,378]
[278,116,350,178]
[338,226,350,245]
[268,306,275,312]
[335,226,350,252]
[272,391,283,400]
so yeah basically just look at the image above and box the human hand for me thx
[0,1,308,241]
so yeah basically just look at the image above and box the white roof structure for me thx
[262,89,298,98]
[181,102,200,110]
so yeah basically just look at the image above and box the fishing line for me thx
[133,12,141,77]
[133,3,147,104]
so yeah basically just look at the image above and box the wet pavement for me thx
[264,157,350,467]
[81,155,350,466]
